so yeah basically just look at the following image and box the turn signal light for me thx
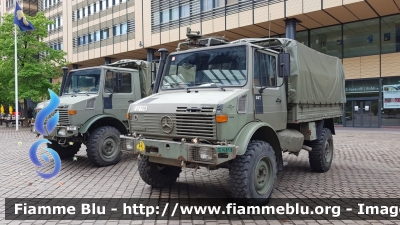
[216,114,228,123]
[68,110,77,115]
[126,113,130,119]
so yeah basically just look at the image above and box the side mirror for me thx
[278,53,291,78]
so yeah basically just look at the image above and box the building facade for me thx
[1,0,400,127]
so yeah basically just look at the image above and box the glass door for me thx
[352,100,379,127]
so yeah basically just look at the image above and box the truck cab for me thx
[121,32,345,205]
[32,60,153,167]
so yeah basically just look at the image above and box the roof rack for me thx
[176,27,230,51]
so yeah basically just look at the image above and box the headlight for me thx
[199,147,213,161]
[58,128,66,136]
[126,140,134,150]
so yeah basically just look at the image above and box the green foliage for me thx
[0,12,69,104]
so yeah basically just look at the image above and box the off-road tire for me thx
[229,140,277,206]
[86,126,122,167]
[138,155,182,188]
[308,128,333,173]
[47,141,81,159]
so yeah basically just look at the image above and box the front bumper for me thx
[120,135,237,166]
[31,124,80,139]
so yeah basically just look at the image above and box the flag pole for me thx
[14,22,18,131]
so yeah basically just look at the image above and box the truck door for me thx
[253,50,287,130]
[102,69,140,121]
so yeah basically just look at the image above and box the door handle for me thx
[128,100,134,103]
[276,98,282,103]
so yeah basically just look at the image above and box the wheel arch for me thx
[233,122,282,159]
[79,114,128,135]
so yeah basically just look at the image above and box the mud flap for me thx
[276,154,283,171]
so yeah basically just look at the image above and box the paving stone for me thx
[0,126,400,225]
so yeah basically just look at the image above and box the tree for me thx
[0,12,68,120]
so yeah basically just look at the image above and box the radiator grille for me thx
[58,109,70,124]
[38,108,70,125]
[175,114,215,138]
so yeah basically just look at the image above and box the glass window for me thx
[113,24,121,36]
[77,9,81,19]
[59,17,62,27]
[171,7,179,21]
[254,51,277,87]
[296,30,308,47]
[161,46,247,90]
[102,0,107,9]
[161,9,169,23]
[310,25,342,58]
[202,0,213,11]
[343,19,380,58]
[95,31,100,41]
[382,77,400,126]
[381,14,400,54]
[121,23,127,34]
[181,4,190,18]
[101,29,109,39]
[63,69,101,94]
[105,71,132,93]
[215,0,225,8]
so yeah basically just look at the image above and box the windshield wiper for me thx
[208,83,226,91]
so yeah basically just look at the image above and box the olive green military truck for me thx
[120,33,346,205]
[32,59,154,167]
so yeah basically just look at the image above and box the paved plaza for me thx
[0,125,400,224]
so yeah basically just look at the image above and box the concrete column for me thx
[147,48,155,62]
[105,57,112,65]
[285,18,299,40]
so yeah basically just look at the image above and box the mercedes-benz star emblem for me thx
[160,116,174,133]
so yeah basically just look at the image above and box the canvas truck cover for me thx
[260,38,346,105]
[108,59,153,98]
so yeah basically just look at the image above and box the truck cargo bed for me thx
[287,103,343,123]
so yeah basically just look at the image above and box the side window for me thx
[104,70,132,93]
[119,72,132,93]
[254,51,277,87]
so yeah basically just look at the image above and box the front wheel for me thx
[47,140,81,159]
[138,155,182,188]
[229,140,277,205]
[86,126,122,167]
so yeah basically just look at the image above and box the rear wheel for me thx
[47,141,81,159]
[308,128,333,173]
[229,140,277,205]
[138,155,182,188]
[86,126,122,167]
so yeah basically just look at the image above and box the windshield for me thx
[63,69,101,94]
[161,46,247,90]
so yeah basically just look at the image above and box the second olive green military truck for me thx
[32,59,154,167]
[120,34,346,205]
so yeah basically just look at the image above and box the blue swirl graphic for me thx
[34,89,60,136]
[29,139,62,179]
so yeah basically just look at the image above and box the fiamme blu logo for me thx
[29,89,62,179]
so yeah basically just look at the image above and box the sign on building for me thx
[383,85,400,109]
